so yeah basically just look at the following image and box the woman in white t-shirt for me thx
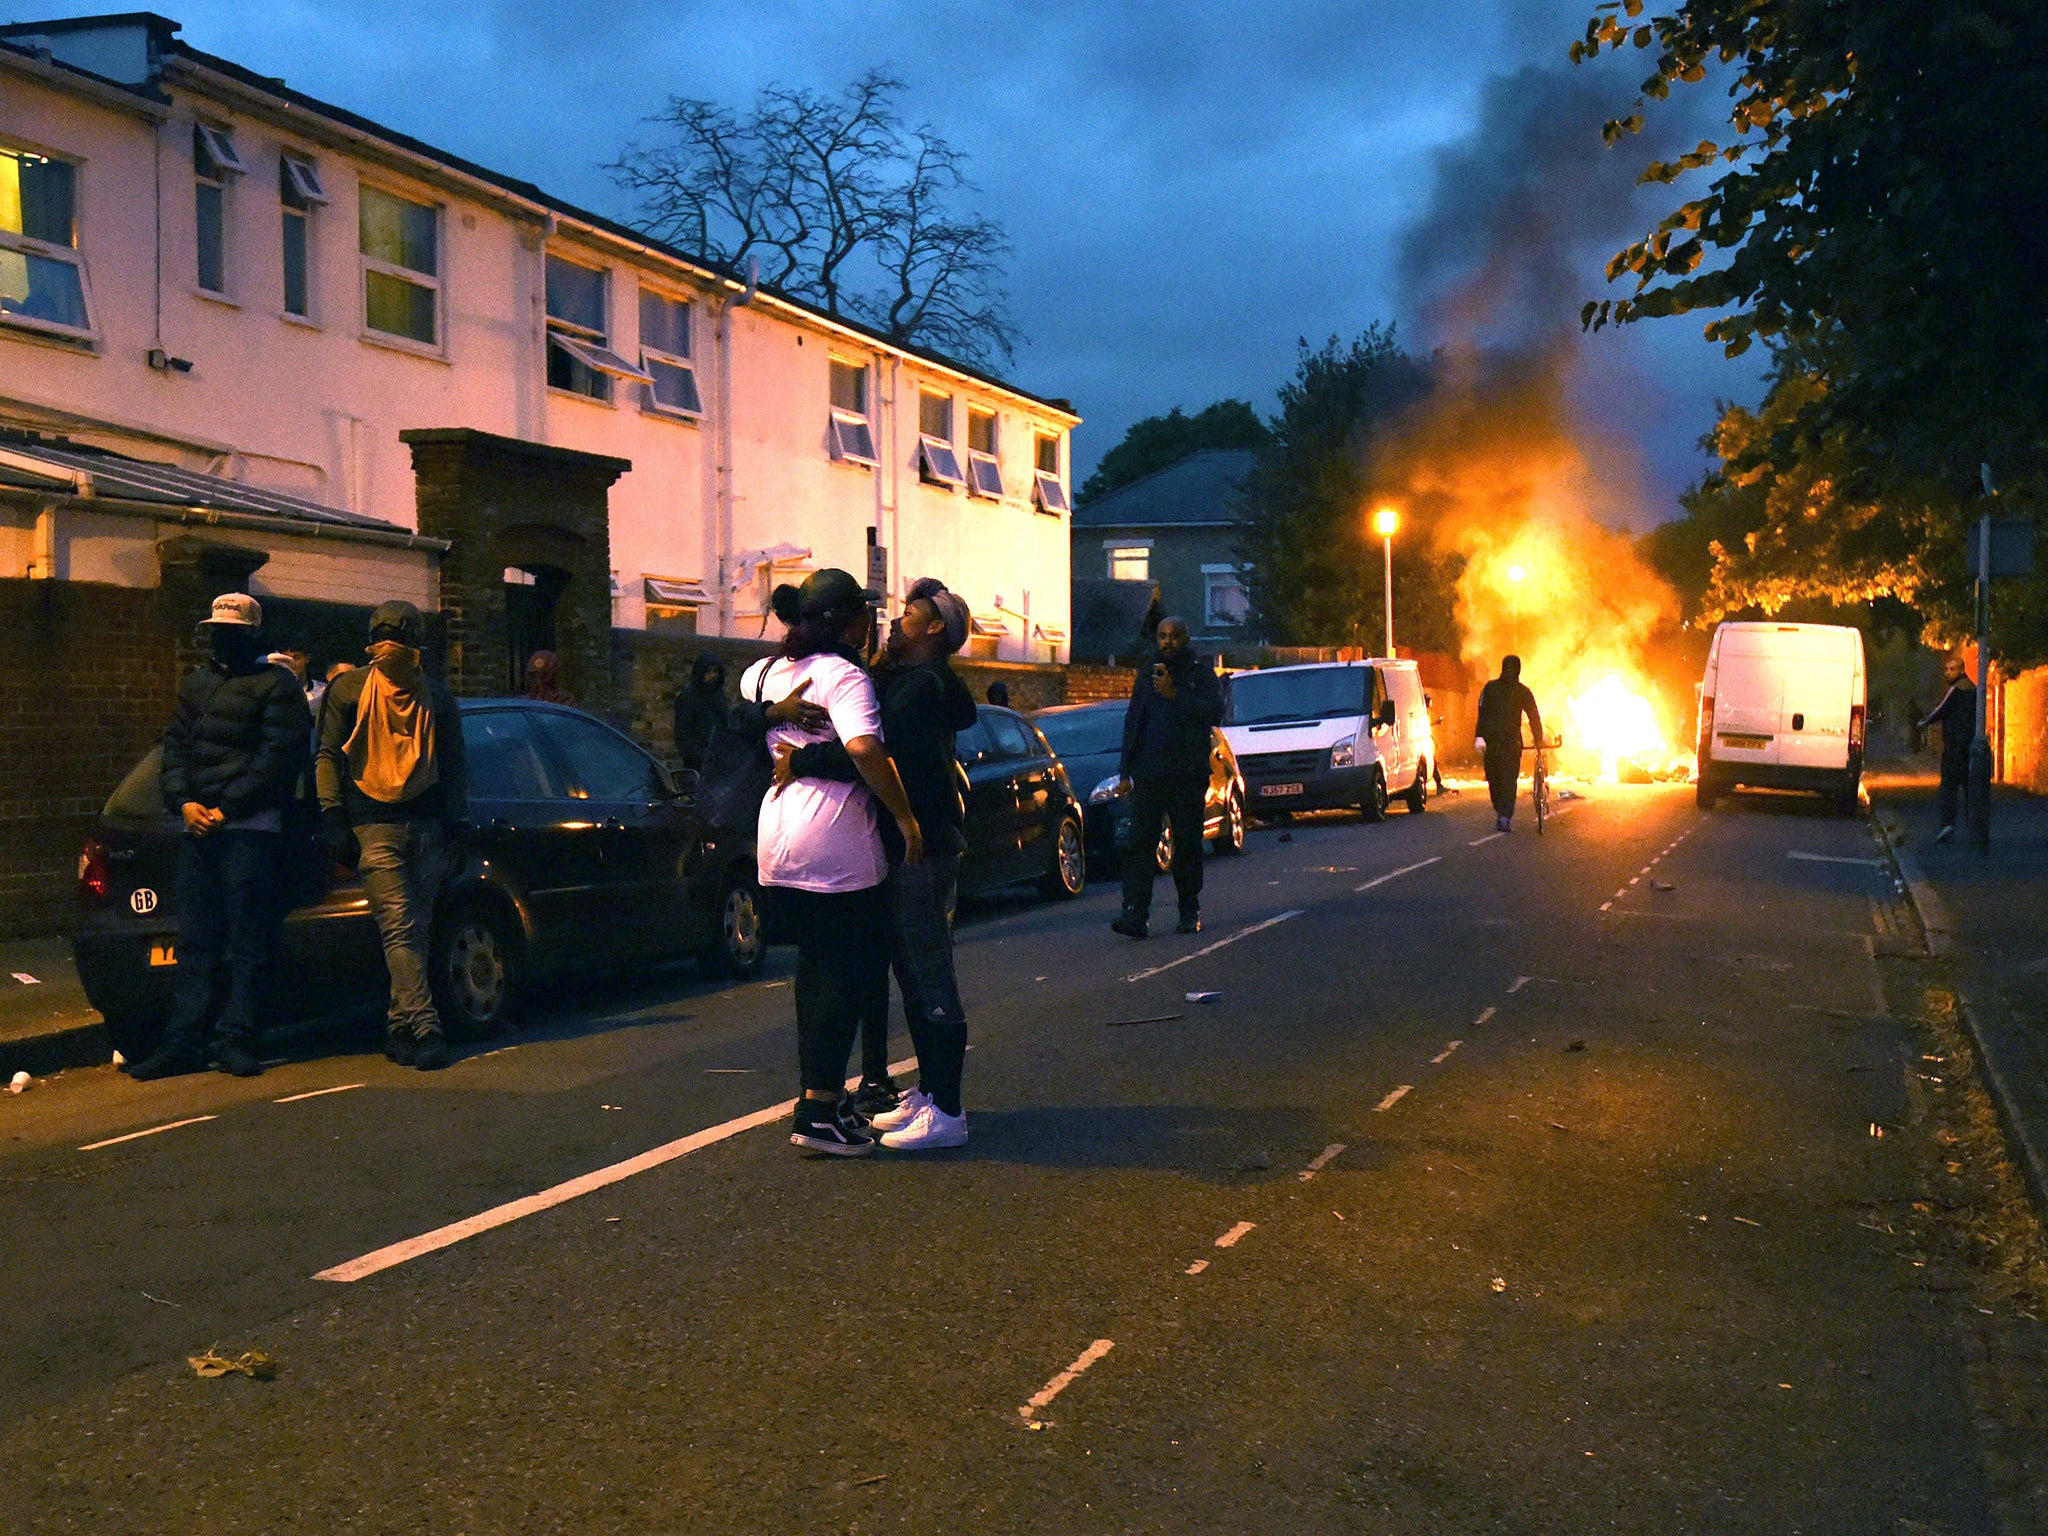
[743,570,923,1156]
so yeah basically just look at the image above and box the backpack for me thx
[693,661,775,832]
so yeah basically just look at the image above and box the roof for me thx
[0,13,1079,425]
[1071,450,1256,530]
[0,431,448,549]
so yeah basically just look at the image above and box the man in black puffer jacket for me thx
[129,593,310,1080]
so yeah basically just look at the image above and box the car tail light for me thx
[1697,694,1714,753]
[78,836,111,902]
[1849,703,1865,750]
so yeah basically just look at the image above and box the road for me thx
[1,780,2039,1533]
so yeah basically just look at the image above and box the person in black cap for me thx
[742,569,924,1156]
[1113,616,1224,938]
[129,593,310,1080]
[316,600,468,1069]
[1475,654,1543,833]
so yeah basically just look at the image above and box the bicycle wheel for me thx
[1533,760,1549,833]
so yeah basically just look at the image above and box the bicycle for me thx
[1524,734,1562,834]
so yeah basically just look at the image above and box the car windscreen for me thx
[1034,706,1125,758]
[102,744,169,830]
[1225,668,1368,726]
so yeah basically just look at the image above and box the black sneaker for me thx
[216,1040,264,1078]
[1176,912,1202,935]
[848,1076,900,1117]
[125,1043,206,1082]
[412,1032,451,1071]
[1111,912,1148,940]
[791,1104,875,1157]
[384,1031,417,1066]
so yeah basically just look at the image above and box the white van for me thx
[1221,660,1433,822]
[1695,621,1867,813]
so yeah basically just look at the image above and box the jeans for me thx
[356,821,449,1039]
[1485,745,1521,819]
[769,884,890,1096]
[163,830,285,1050]
[1120,774,1206,921]
[858,838,968,1116]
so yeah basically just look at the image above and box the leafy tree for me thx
[1077,400,1269,505]
[1235,330,1460,650]
[610,71,1017,367]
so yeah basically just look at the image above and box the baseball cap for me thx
[797,568,881,617]
[203,592,262,628]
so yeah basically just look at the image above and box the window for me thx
[965,407,1003,498]
[1107,544,1150,582]
[643,575,708,636]
[915,390,964,487]
[278,154,325,318]
[954,717,996,765]
[0,146,92,337]
[193,122,242,295]
[537,712,666,801]
[1203,564,1250,627]
[828,358,877,464]
[460,710,562,801]
[638,287,700,415]
[1032,431,1069,514]
[985,711,1034,759]
[546,255,611,400]
[359,185,440,345]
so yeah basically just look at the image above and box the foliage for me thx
[1235,330,1460,651]
[1077,400,1270,505]
[610,71,1017,367]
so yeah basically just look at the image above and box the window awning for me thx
[644,576,710,606]
[918,436,965,487]
[1033,470,1072,514]
[1033,623,1068,644]
[970,613,1010,638]
[550,333,655,384]
[724,544,813,591]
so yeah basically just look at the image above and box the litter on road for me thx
[8,1071,31,1093]
[188,1347,276,1381]
[11,972,39,984]
[1185,991,1221,1004]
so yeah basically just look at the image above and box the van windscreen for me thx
[1226,668,1368,726]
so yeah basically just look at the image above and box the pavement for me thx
[0,936,104,1080]
[2,779,2046,1532]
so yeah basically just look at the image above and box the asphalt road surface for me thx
[1,780,2036,1533]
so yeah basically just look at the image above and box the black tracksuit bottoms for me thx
[1120,773,1207,920]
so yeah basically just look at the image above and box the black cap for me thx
[368,599,425,647]
[797,568,880,618]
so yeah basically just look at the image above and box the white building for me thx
[0,11,1078,659]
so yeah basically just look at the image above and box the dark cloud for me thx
[23,0,1759,510]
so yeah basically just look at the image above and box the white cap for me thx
[205,592,262,628]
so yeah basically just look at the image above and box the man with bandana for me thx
[316,601,468,1069]
[129,593,310,1081]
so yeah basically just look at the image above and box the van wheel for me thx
[1834,774,1863,817]
[1214,788,1247,855]
[1360,767,1389,824]
[1696,772,1720,811]
[432,900,523,1039]
[1404,763,1429,813]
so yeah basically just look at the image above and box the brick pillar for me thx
[401,428,630,710]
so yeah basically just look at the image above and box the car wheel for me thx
[432,900,523,1039]
[1155,819,1175,873]
[701,868,766,979]
[1040,813,1087,899]
[102,1012,162,1062]
[1405,763,1429,814]
[1360,767,1389,824]
[1215,788,1246,855]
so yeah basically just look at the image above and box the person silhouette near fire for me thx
[1475,655,1544,833]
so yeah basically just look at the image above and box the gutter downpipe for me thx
[715,258,757,635]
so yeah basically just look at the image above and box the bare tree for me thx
[609,71,1018,368]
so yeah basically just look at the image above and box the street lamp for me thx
[1505,561,1527,653]
[1373,506,1400,657]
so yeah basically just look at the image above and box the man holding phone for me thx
[1113,617,1225,938]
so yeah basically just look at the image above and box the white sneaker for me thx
[868,1087,930,1133]
[879,1101,968,1150]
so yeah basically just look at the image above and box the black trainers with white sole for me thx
[791,1105,876,1157]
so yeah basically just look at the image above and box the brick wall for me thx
[1063,664,1139,704]
[1998,664,2048,794]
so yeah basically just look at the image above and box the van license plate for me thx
[148,944,177,968]
[1719,734,1770,750]
[1260,783,1304,798]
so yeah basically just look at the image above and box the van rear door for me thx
[1712,629,1782,767]
[1775,627,1856,772]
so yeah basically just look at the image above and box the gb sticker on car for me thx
[129,888,158,915]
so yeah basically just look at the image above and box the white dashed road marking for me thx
[1354,856,1442,893]
[1430,1040,1463,1064]
[1124,910,1305,983]
[273,1083,365,1104]
[1215,1221,1257,1248]
[1185,1259,1209,1275]
[1468,832,1504,847]
[1298,1142,1346,1181]
[1019,1339,1116,1423]
[1374,1085,1413,1112]
[1473,1006,1497,1025]
[79,1115,218,1152]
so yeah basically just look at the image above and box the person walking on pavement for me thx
[744,570,926,1157]
[316,601,468,1070]
[772,576,980,1150]
[1918,656,1976,842]
[1475,655,1544,834]
[129,594,309,1081]
[1112,616,1224,939]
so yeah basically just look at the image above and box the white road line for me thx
[1124,909,1304,983]
[1298,1141,1346,1181]
[79,1115,217,1152]
[1374,1085,1413,1112]
[1018,1339,1115,1422]
[1354,856,1443,893]
[1184,1259,1210,1275]
[1430,1040,1463,1064]
[1788,852,1886,867]
[1508,976,1533,993]
[1468,832,1504,846]
[315,1056,917,1283]
[1473,1006,1496,1025]
[1600,902,1613,911]
[273,1083,365,1104]
[1215,1221,1257,1248]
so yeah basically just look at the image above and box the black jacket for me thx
[160,660,312,822]
[314,665,468,826]
[789,656,980,842]
[1923,681,1976,765]
[1477,678,1543,753]
[1120,651,1225,782]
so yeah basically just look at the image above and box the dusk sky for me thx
[20,0,1764,521]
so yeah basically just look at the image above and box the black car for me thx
[1031,699,1248,874]
[954,705,1088,901]
[73,699,765,1059]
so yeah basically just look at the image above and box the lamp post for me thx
[1506,562,1528,654]
[1373,506,1400,657]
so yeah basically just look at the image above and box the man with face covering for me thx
[1475,654,1544,833]
[129,594,310,1080]
[671,653,729,773]
[316,601,468,1069]
[1113,616,1225,938]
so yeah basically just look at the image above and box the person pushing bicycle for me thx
[1475,655,1544,834]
